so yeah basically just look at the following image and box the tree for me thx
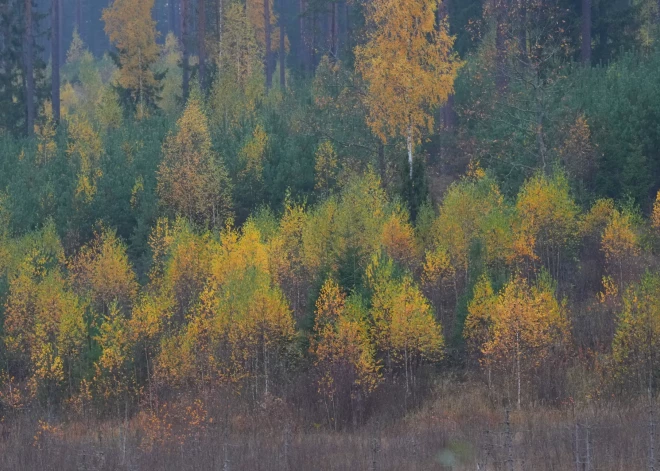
[512,172,580,279]
[601,206,641,287]
[310,279,380,428]
[582,0,592,64]
[464,274,568,408]
[68,228,138,316]
[157,96,233,227]
[103,0,161,115]
[367,255,444,397]
[52,0,61,122]
[355,0,460,178]
[612,273,660,394]
[24,0,35,134]
[66,113,103,205]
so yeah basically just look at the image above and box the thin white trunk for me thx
[406,131,413,179]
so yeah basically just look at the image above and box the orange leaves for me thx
[354,0,460,149]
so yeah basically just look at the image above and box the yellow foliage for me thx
[68,228,138,315]
[464,274,568,406]
[355,0,460,150]
[368,256,444,373]
[311,279,380,415]
[66,114,103,204]
[652,190,660,232]
[103,0,160,106]
[157,97,233,226]
[240,124,268,180]
[35,101,57,166]
[512,173,579,266]
[314,140,339,196]
[612,274,660,391]
[601,208,640,282]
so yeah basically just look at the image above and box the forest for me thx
[2,0,660,469]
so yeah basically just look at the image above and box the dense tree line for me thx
[2,0,660,438]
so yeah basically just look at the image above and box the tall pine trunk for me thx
[198,0,206,90]
[181,0,190,100]
[299,0,308,75]
[264,0,272,88]
[581,0,591,64]
[279,0,285,89]
[75,0,82,36]
[216,0,223,63]
[437,1,454,131]
[52,0,60,122]
[331,1,338,58]
[169,0,176,35]
[24,0,35,135]
[495,0,507,92]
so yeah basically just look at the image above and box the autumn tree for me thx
[601,206,641,288]
[103,0,161,115]
[157,96,233,227]
[355,0,460,177]
[66,113,103,205]
[310,279,380,427]
[68,228,138,316]
[464,274,568,408]
[367,255,443,398]
[612,273,660,394]
[512,172,580,279]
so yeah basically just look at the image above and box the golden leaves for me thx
[102,0,159,105]
[157,97,233,227]
[355,0,461,147]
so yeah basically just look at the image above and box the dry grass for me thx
[0,380,655,470]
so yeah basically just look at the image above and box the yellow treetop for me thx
[103,0,160,106]
[355,0,460,175]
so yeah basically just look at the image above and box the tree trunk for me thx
[299,0,307,75]
[216,0,223,63]
[279,0,286,89]
[52,0,60,122]
[25,0,35,135]
[437,2,454,131]
[264,0,272,88]
[181,0,190,100]
[198,0,206,90]
[75,0,82,35]
[495,0,507,92]
[518,0,527,62]
[169,0,176,35]
[406,128,413,179]
[331,1,338,58]
[581,0,591,64]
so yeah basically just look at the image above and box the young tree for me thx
[612,273,660,395]
[24,0,35,134]
[311,279,380,428]
[52,0,61,122]
[367,255,443,397]
[354,0,460,178]
[464,274,568,408]
[103,0,160,114]
[157,96,233,227]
